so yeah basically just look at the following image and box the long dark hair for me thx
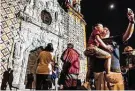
[44,43,54,52]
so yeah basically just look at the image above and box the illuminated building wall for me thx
[0,0,86,89]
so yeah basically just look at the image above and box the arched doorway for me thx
[24,46,44,89]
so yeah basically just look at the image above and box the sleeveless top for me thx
[91,35,123,73]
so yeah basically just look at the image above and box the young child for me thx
[86,23,113,74]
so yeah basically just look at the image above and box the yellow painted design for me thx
[3,27,10,33]
[8,13,14,19]
[0,43,6,50]
[10,6,16,13]
[6,19,13,26]
[2,34,9,41]
[15,23,20,28]
[82,24,86,48]
[7,32,13,39]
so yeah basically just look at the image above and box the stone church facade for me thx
[0,0,87,89]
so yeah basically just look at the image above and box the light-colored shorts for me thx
[84,46,111,59]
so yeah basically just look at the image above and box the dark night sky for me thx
[81,0,135,64]
[81,0,135,49]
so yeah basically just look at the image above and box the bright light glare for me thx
[110,4,114,9]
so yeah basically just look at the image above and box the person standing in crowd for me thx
[123,46,135,67]
[127,64,135,90]
[1,68,11,90]
[121,66,128,89]
[84,8,134,90]
[26,73,34,89]
[123,46,135,89]
[36,43,54,90]
[8,70,14,90]
[51,63,59,90]
[59,43,80,90]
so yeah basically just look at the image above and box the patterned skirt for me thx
[64,74,78,88]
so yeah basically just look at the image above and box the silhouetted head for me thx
[44,43,54,52]
[37,46,44,54]
[38,46,44,51]
[124,46,133,52]
[8,68,11,72]
[67,43,74,48]
[10,70,13,73]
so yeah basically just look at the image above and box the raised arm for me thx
[123,8,135,42]
[95,35,113,52]
[96,35,108,49]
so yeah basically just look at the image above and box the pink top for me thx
[88,29,108,47]
[62,48,80,74]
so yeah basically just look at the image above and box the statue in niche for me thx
[14,40,22,59]
[65,0,80,12]
[73,3,80,12]
[66,0,78,7]
[69,0,74,6]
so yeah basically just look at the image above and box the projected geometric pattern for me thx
[0,0,26,79]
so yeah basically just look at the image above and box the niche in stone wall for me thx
[55,12,58,22]
[24,46,44,89]
[41,10,52,25]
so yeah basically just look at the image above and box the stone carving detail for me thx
[41,10,52,25]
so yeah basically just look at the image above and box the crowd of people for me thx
[34,7,134,90]
[35,43,81,90]
[0,8,135,90]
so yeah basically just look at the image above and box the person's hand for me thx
[106,45,113,52]
[127,8,135,22]
[59,85,64,90]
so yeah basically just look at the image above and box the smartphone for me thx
[127,8,133,15]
